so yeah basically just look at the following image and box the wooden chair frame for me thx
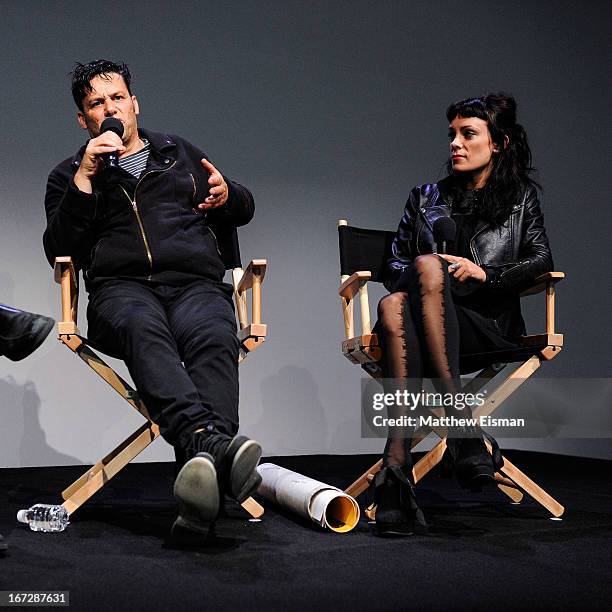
[337,219,565,519]
[53,256,268,519]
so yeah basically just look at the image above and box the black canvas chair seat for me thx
[460,342,548,375]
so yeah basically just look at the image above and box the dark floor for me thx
[1,451,611,611]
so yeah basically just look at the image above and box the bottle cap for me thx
[16,509,28,523]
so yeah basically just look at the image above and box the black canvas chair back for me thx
[338,224,395,283]
[217,227,242,270]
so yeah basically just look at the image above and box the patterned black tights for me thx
[377,255,461,468]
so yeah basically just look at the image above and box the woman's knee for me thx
[378,292,408,331]
[413,255,445,293]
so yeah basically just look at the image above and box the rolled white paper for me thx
[256,463,360,532]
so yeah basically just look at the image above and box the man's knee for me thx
[102,302,166,340]
[208,323,239,350]
[183,318,239,355]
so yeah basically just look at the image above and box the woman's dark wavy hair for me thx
[445,93,539,227]
[71,59,132,111]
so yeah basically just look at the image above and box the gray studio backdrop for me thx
[1,0,610,467]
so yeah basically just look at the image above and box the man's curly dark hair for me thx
[71,59,132,111]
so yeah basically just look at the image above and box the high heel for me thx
[443,425,503,491]
[373,465,426,537]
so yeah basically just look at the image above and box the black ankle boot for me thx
[373,465,426,537]
[186,430,262,503]
[0,304,54,362]
[172,452,219,536]
[444,425,502,491]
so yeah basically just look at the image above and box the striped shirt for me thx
[119,139,151,178]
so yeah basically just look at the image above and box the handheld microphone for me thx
[433,217,456,254]
[99,118,124,168]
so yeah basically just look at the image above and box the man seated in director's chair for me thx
[43,59,265,536]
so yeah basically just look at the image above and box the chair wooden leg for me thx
[241,497,265,519]
[473,355,541,420]
[413,438,525,503]
[352,357,562,517]
[461,364,508,394]
[60,333,267,520]
[347,361,536,499]
[363,439,523,520]
[343,422,440,497]
[61,421,159,500]
[412,438,447,484]
[347,438,529,506]
[61,423,264,519]
[352,436,526,521]
[62,422,159,516]
[344,459,383,497]
[494,450,565,518]
[494,477,524,502]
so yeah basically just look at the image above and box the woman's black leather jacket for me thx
[386,178,553,339]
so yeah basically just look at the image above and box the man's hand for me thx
[197,158,228,210]
[438,254,487,283]
[74,131,126,194]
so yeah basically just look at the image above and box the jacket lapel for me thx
[419,184,451,232]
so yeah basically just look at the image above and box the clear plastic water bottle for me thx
[17,504,70,533]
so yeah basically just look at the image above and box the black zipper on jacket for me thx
[119,161,177,280]
[189,173,196,203]
[206,225,222,257]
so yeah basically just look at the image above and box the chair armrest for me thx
[339,271,372,300]
[342,333,382,365]
[232,260,268,358]
[236,259,267,294]
[338,271,373,338]
[232,259,267,329]
[53,256,75,284]
[519,271,565,335]
[53,256,79,335]
[520,272,565,297]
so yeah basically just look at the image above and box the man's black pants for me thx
[87,279,239,450]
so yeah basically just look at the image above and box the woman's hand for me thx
[438,254,487,283]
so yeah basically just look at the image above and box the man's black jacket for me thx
[43,129,254,290]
